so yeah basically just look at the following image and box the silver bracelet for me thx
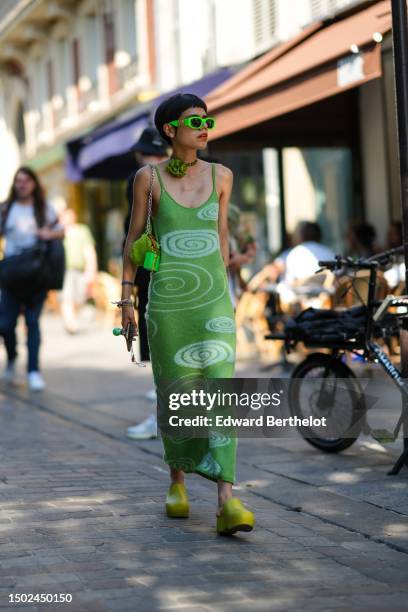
[111,299,134,309]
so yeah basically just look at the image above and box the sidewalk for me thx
[0,313,407,611]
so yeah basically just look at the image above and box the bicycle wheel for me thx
[289,353,366,453]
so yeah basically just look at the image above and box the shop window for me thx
[83,179,127,272]
[283,147,353,253]
[209,149,269,269]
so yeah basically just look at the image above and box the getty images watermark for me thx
[167,388,326,429]
[156,379,340,438]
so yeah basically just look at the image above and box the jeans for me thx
[0,288,47,373]
[137,285,150,362]
[135,267,151,362]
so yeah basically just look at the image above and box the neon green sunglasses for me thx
[168,115,216,130]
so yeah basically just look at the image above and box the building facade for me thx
[0,0,155,205]
[0,0,379,272]
[207,1,398,261]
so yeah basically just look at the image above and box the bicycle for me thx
[265,246,408,472]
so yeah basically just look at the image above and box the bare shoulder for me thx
[134,164,152,182]
[215,163,233,184]
[215,163,233,179]
[133,164,154,193]
[214,163,233,196]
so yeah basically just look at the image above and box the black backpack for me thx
[0,202,65,296]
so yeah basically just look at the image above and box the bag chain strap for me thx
[145,165,155,236]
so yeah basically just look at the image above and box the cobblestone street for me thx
[0,313,407,611]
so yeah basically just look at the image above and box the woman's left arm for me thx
[37,227,65,240]
[37,204,65,240]
[217,165,233,268]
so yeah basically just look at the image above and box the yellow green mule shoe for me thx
[216,498,255,535]
[165,483,189,518]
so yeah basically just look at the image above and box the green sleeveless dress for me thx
[145,163,237,484]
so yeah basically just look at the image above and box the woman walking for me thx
[122,94,255,535]
[0,167,64,391]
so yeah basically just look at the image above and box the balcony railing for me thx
[53,96,68,127]
[78,80,99,113]
[33,113,51,145]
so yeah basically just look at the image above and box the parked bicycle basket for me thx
[284,306,369,347]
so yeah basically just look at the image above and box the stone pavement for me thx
[0,312,407,612]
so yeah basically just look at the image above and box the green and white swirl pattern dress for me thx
[146,164,237,483]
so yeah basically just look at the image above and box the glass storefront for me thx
[284,147,353,254]
[83,179,128,274]
[210,146,354,275]
[209,149,269,275]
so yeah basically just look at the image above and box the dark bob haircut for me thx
[154,93,207,145]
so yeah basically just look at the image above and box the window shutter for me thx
[327,0,338,14]
[311,0,324,19]
[253,0,264,47]
[253,0,277,53]
[268,0,277,38]
[311,0,350,20]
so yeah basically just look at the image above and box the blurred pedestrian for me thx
[269,221,335,307]
[246,234,293,320]
[60,208,97,334]
[227,203,256,309]
[387,220,403,250]
[123,127,168,440]
[285,221,335,284]
[346,222,378,258]
[0,167,64,391]
[247,233,293,292]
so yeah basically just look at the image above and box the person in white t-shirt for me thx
[274,222,335,306]
[285,222,335,284]
[0,167,64,391]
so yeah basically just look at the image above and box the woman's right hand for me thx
[121,306,138,335]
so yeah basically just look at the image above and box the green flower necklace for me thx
[166,156,198,178]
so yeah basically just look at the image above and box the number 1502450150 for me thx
[9,593,73,604]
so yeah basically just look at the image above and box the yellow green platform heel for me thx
[165,483,190,518]
[216,498,255,535]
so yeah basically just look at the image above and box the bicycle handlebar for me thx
[317,245,404,274]
[317,256,375,272]
[367,245,404,264]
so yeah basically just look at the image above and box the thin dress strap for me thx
[154,164,165,190]
[211,163,218,199]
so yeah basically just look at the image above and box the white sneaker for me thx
[126,414,157,439]
[28,371,46,392]
[144,388,157,402]
[1,362,16,383]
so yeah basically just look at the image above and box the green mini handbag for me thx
[130,165,161,272]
